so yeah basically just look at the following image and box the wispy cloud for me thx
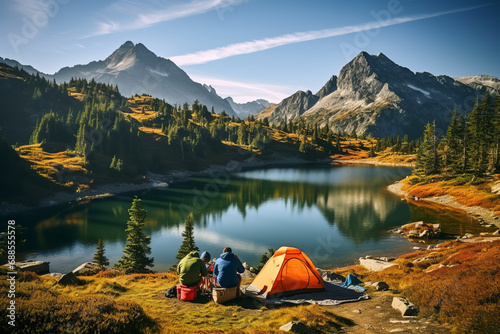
[91,0,245,37]
[191,74,297,103]
[12,0,50,17]
[171,5,490,66]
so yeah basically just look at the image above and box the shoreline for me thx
[331,159,414,167]
[387,181,500,228]
[0,155,330,217]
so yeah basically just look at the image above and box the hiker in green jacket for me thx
[177,251,208,287]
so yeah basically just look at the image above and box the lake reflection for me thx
[15,165,487,273]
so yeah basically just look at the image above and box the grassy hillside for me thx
[0,132,60,204]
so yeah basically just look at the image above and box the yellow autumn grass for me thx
[401,175,500,214]
[16,143,87,185]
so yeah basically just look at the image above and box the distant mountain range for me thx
[1,42,238,115]
[2,47,499,139]
[225,97,270,118]
[263,52,499,139]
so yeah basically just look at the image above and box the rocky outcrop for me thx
[400,221,441,239]
[279,321,316,334]
[456,75,500,95]
[359,257,396,272]
[268,90,318,124]
[392,297,418,316]
[72,262,103,276]
[58,272,81,285]
[3,261,50,275]
[315,75,338,100]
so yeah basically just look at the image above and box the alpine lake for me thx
[12,165,494,273]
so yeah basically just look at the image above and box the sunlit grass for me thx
[16,143,87,187]
[401,175,500,214]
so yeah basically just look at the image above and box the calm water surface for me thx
[14,165,490,273]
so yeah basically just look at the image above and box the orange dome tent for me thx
[245,246,325,299]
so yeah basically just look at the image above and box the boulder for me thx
[379,257,395,262]
[72,262,103,276]
[360,258,396,272]
[279,321,316,334]
[58,272,81,285]
[5,261,50,275]
[414,221,424,228]
[392,297,418,316]
[242,262,251,270]
[373,281,389,291]
[491,181,500,194]
[240,269,256,280]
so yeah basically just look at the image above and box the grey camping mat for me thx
[243,281,370,306]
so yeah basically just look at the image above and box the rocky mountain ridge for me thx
[267,52,498,139]
[1,42,236,115]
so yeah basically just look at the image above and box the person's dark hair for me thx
[223,247,232,253]
[201,251,211,261]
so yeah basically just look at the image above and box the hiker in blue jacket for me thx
[213,247,245,288]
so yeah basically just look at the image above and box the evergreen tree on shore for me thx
[113,196,154,272]
[93,239,109,267]
[176,213,199,260]
[416,121,439,175]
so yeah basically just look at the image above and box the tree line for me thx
[416,93,500,176]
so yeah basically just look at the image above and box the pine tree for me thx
[93,239,109,267]
[416,121,439,175]
[467,95,491,175]
[176,213,199,260]
[113,196,154,273]
[443,110,464,174]
[237,122,248,145]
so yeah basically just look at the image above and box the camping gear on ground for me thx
[212,286,239,303]
[177,284,198,301]
[244,280,370,305]
[341,274,362,287]
[165,286,177,298]
[245,246,325,299]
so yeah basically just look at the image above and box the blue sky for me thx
[1,0,499,102]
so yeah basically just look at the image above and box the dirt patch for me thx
[332,290,451,334]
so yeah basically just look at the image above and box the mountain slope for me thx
[303,52,481,138]
[0,63,81,144]
[266,75,337,125]
[455,75,500,95]
[0,57,40,75]
[225,97,270,117]
[269,52,487,139]
[51,41,235,115]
